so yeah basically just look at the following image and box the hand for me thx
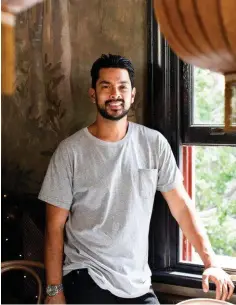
[45,291,66,304]
[202,267,235,301]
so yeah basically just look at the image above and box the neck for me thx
[88,116,129,142]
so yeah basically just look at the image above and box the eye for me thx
[120,85,128,90]
[101,84,110,89]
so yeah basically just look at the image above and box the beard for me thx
[95,97,131,121]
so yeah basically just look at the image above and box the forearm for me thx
[45,226,64,285]
[177,203,218,268]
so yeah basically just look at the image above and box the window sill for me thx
[152,271,236,302]
[152,271,203,290]
[152,282,236,304]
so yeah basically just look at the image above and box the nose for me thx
[110,87,121,100]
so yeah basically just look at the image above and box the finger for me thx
[221,282,228,301]
[202,275,209,293]
[215,281,223,300]
[227,281,235,300]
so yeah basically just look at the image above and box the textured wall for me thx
[2,0,148,194]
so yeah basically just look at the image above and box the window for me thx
[181,145,236,270]
[182,63,236,145]
[181,72,236,268]
[181,66,236,271]
[193,68,225,125]
[147,0,236,288]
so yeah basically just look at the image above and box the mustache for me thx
[105,99,125,105]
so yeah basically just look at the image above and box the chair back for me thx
[1,260,44,304]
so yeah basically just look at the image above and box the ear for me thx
[89,88,96,103]
[131,87,136,104]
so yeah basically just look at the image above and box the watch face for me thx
[46,286,58,297]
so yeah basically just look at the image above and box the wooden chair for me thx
[1,260,44,304]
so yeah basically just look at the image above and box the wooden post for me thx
[224,74,236,132]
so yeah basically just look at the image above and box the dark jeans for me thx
[63,269,159,304]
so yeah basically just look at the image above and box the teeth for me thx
[109,102,122,106]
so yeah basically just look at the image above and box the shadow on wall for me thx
[1,0,147,196]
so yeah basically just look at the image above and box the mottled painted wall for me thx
[2,0,148,194]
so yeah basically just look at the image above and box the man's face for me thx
[90,68,136,121]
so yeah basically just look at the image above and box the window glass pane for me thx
[193,68,225,125]
[195,146,236,255]
[231,84,236,125]
[181,146,236,269]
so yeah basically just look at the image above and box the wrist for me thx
[203,255,220,269]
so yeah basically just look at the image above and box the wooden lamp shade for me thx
[153,0,236,131]
[1,7,16,95]
[1,0,43,95]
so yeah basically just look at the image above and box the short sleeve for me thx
[38,141,73,210]
[156,135,183,192]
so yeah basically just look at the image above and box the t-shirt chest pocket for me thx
[138,169,158,198]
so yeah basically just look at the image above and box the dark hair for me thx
[90,54,135,89]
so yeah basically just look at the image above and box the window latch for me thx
[210,128,225,135]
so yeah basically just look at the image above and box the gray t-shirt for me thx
[38,122,183,298]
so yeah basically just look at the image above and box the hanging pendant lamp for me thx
[154,0,236,132]
[1,0,43,95]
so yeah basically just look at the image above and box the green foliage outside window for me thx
[194,68,236,257]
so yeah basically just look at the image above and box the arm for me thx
[45,203,69,304]
[161,183,217,268]
[161,183,235,300]
[45,203,69,284]
[38,141,73,303]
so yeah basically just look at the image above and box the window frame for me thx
[147,0,236,287]
[181,63,236,146]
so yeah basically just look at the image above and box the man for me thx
[39,54,235,304]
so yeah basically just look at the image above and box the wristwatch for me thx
[46,284,63,297]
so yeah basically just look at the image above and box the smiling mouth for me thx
[108,101,123,106]
[107,101,124,110]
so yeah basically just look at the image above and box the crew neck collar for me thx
[84,122,133,147]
